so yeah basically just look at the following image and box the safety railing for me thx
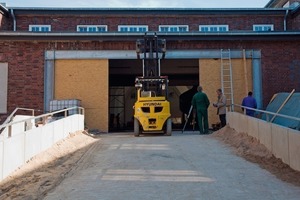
[0,106,84,138]
[1,107,35,125]
[229,104,300,130]
[0,106,85,181]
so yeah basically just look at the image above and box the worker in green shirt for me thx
[192,86,210,134]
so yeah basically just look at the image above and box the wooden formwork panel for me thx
[54,59,109,132]
[199,58,253,127]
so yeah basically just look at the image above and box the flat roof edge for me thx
[1,31,300,41]
[7,7,290,16]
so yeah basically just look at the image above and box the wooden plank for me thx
[270,89,295,122]
[243,49,248,95]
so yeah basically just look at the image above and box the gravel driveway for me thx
[44,131,300,200]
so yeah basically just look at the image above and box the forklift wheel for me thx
[165,118,172,136]
[134,118,140,137]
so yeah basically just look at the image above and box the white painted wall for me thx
[0,114,84,181]
[1,115,35,138]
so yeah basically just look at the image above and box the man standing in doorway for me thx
[242,91,257,117]
[213,89,227,128]
[192,86,210,134]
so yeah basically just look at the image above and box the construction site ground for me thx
[1,126,300,200]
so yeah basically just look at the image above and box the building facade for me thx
[0,0,300,131]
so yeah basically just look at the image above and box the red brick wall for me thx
[9,15,284,32]
[0,39,299,123]
[169,40,300,106]
[0,42,45,122]
[0,14,10,31]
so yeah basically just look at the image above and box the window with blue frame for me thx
[199,25,229,32]
[159,25,188,32]
[29,25,51,32]
[118,25,148,32]
[77,25,108,32]
[253,24,274,31]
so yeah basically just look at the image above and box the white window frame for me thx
[77,25,108,32]
[118,25,148,32]
[199,25,229,32]
[158,25,189,32]
[253,24,274,31]
[29,25,51,32]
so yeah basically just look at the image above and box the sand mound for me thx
[0,131,97,200]
[212,126,300,187]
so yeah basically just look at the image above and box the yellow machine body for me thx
[134,91,171,132]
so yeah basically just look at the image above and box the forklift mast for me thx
[135,32,167,96]
[133,32,172,136]
[136,32,166,77]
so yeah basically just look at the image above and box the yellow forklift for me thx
[133,33,172,136]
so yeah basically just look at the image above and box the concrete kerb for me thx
[258,119,272,152]
[271,124,290,165]
[3,133,25,179]
[288,129,300,171]
[239,114,248,134]
[0,114,85,182]
[0,139,3,180]
[25,128,42,162]
[247,116,259,139]
[227,111,249,134]
[228,112,242,132]
[228,111,300,171]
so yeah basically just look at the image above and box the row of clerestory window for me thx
[28,24,274,32]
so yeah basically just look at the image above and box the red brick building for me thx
[0,0,300,131]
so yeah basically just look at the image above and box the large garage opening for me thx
[109,59,199,132]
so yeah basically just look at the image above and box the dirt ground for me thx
[1,127,300,199]
[0,131,97,200]
[212,126,300,187]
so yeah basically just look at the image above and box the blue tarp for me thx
[262,93,300,130]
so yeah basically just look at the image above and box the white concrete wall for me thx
[3,133,25,179]
[289,129,300,171]
[0,140,3,180]
[2,115,35,137]
[0,114,84,181]
[258,120,272,152]
[227,111,300,171]
[272,124,289,164]
[247,117,259,139]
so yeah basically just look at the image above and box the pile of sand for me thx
[0,131,97,200]
[212,126,300,187]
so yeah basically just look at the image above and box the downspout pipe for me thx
[10,9,16,31]
[252,51,263,109]
[284,9,289,31]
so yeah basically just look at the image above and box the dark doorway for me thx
[109,59,199,132]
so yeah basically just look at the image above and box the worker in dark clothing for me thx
[192,86,210,134]
[242,91,257,117]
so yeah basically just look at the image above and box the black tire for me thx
[165,118,172,136]
[134,118,140,137]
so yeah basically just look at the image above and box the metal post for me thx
[182,105,193,133]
